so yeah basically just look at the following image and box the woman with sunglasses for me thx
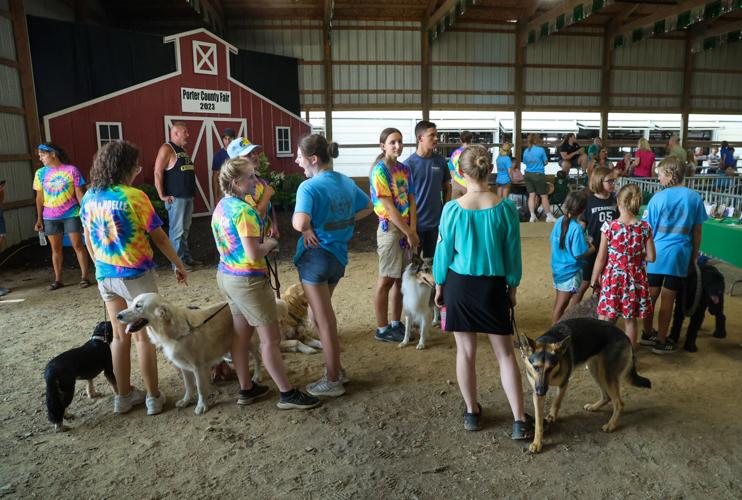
[573,166,618,303]
[33,143,91,290]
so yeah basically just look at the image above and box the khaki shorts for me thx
[524,172,548,195]
[377,223,408,279]
[216,272,277,327]
[97,270,158,305]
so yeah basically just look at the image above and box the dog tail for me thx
[628,352,651,389]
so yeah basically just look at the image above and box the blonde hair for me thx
[617,184,642,216]
[637,138,650,151]
[219,157,258,197]
[656,156,686,186]
[499,143,512,156]
[589,166,612,194]
[459,145,492,182]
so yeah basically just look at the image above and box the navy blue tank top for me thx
[164,142,196,198]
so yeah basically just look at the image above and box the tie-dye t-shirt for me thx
[447,147,466,187]
[369,159,414,224]
[80,185,163,280]
[33,165,85,220]
[211,196,267,277]
[245,177,273,234]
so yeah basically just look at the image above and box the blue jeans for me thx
[166,197,193,266]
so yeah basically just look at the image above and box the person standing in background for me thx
[630,138,655,178]
[447,131,474,200]
[154,122,201,270]
[211,128,235,203]
[406,120,451,259]
[667,135,687,164]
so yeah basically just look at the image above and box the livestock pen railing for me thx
[616,176,742,202]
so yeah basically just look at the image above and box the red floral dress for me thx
[596,220,653,319]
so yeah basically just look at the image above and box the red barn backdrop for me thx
[43,28,311,216]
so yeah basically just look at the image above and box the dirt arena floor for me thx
[1,220,741,499]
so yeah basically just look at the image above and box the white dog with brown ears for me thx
[399,254,437,350]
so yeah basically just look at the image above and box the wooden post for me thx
[421,28,430,122]
[600,26,611,142]
[9,0,42,151]
[680,30,693,149]
[323,0,333,140]
[514,22,525,156]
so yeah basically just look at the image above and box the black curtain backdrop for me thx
[28,16,302,118]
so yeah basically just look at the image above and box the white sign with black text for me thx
[181,87,232,114]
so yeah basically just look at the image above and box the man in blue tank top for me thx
[154,122,199,269]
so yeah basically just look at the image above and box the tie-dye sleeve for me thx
[73,166,85,187]
[32,169,42,191]
[370,164,392,198]
[234,204,262,239]
[130,189,163,233]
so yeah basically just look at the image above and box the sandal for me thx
[48,281,64,291]
[511,413,535,440]
[79,278,92,289]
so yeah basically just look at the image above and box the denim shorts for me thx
[553,271,583,293]
[43,217,82,235]
[297,247,345,286]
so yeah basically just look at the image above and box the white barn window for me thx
[96,122,123,149]
[193,41,217,75]
[276,126,291,157]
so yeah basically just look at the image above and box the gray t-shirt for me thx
[406,152,450,231]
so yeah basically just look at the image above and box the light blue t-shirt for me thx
[550,217,589,283]
[293,170,370,267]
[522,146,548,175]
[643,186,707,277]
[495,155,512,185]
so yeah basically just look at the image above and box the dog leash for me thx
[184,303,230,332]
[266,254,281,299]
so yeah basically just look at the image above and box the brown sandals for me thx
[48,281,64,291]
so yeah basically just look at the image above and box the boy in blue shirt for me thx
[641,157,708,354]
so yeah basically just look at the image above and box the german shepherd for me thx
[518,318,651,453]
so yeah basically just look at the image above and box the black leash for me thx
[266,254,281,299]
[185,303,229,332]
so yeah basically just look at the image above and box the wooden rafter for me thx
[613,0,710,44]
[691,17,742,44]
[425,0,458,32]
[525,0,589,37]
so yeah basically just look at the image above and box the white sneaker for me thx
[306,375,346,397]
[339,368,349,384]
[546,213,557,223]
[146,392,166,415]
[529,215,537,223]
[114,387,146,414]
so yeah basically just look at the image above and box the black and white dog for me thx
[670,262,727,352]
[44,321,117,432]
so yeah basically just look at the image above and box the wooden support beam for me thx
[425,0,458,33]
[600,25,612,140]
[323,0,333,140]
[9,0,42,151]
[524,0,589,45]
[514,20,525,156]
[680,30,693,149]
[691,18,742,44]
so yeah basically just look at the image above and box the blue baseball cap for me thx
[227,137,261,159]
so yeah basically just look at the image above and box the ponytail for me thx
[559,190,588,250]
[298,134,339,165]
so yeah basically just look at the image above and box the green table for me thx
[700,218,742,269]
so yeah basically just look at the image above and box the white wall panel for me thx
[228,24,322,61]
[0,160,33,202]
[432,32,515,64]
[0,17,15,60]
[694,43,742,70]
[0,113,27,154]
[611,68,682,96]
[526,34,602,65]
[0,65,22,107]
[524,68,600,93]
[433,66,512,91]
[333,28,419,61]
[613,38,685,68]
[610,96,681,109]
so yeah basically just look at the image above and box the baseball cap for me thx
[223,127,236,139]
[227,137,262,159]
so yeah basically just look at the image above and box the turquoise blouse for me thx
[433,199,522,288]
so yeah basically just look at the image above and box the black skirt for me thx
[443,270,513,335]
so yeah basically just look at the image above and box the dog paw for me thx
[583,403,600,412]
[176,397,192,409]
[601,422,617,433]
[194,403,208,415]
[528,442,542,454]
[398,341,408,348]
[53,423,68,433]
[545,414,556,424]
[416,343,426,350]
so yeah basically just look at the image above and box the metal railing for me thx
[616,176,742,208]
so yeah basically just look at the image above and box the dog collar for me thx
[90,334,109,344]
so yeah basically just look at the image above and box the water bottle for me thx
[38,231,47,246]
[440,306,447,331]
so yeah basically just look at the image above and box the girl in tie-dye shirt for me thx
[81,140,187,416]
[370,128,419,344]
[212,157,321,410]
[447,130,473,200]
[33,143,91,290]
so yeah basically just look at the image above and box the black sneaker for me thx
[374,327,405,343]
[640,329,658,346]
[237,383,270,405]
[464,404,482,431]
[511,414,535,440]
[276,389,321,410]
[651,338,677,355]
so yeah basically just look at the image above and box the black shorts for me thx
[418,228,439,259]
[582,256,596,281]
[647,273,683,292]
[442,270,513,335]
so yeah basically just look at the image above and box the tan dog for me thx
[117,293,259,415]
[276,283,323,354]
